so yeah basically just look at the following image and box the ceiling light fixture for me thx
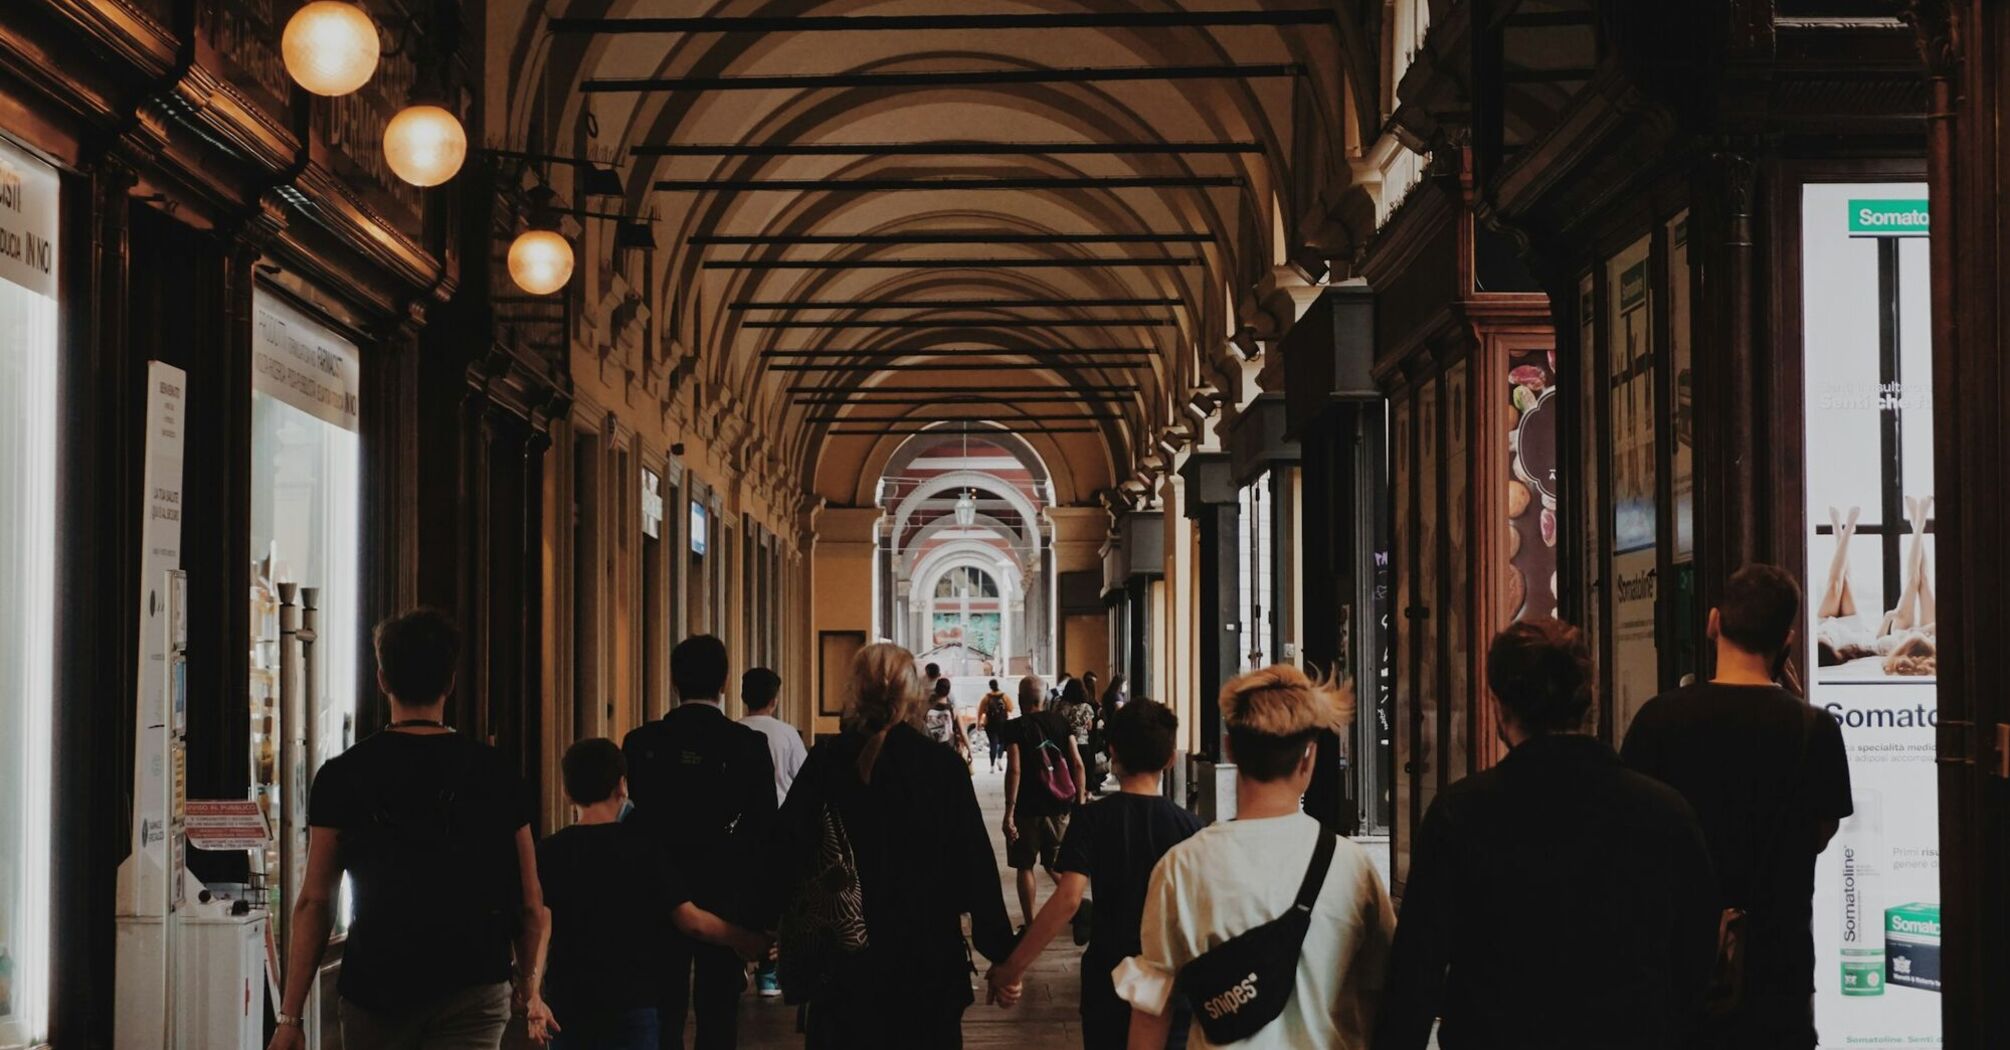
[384,103,468,187]
[281,1,380,96]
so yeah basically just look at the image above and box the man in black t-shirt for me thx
[267,609,552,1050]
[621,635,775,1050]
[540,739,768,1049]
[987,699,1202,1049]
[1624,565,1854,1050]
[1001,674,1086,929]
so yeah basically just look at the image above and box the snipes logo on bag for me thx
[1203,973,1260,1020]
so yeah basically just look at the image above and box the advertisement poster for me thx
[1605,237,1659,737]
[1802,183,1940,1047]
[1507,346,1559,623]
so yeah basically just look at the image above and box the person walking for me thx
[978,680,1013,772]
[987,699,1202,1049]
[924,675,971,763]
[1374,619,1721,1050]
[1100,673,1129,712]
[1117,667,1392,1050]
[737,666,807,999]
[1056,677,1103,794]
[539,739,770,1050]
[1002,674,1086,930]
[765,643,1017,1048]
[267,608,553,1050]
[622,635,776,1050]
[1622,566,1854,1050]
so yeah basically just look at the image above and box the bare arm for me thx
[511,825,556,1040]
[1003,741,1023,840]
[265,828,341,1050]
[990,871,1088,987]
[1128,1006,1175,1050]
[1065,736,1088,804]
[672,901,771,961]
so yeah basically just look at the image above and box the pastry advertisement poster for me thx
[1802,182,1940,1047]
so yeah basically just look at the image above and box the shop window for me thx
[0,136,57,1048]
[248,293,362,936]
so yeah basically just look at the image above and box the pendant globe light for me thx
[508,186,574,296]
[281,1,380,96]
[384,102,467,187]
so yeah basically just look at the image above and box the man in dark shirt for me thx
[540,738,768,1050]
[1623,565,1854,1049]
[268,608,552,1050]
[987,699,1202,1049]
[621,635,775,1050]
[1001,674,1087,929]
[1376,618,1720,1050]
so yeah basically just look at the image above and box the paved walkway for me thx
[729,764,1086,1049]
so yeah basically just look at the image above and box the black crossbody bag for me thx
[1177,828,1337,1044]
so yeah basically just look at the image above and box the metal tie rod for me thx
[766,361,1150,372]
[743,318,1173,329]
[824,425,1104,436]
[704,255,1199,270]
[639,141,1261,157]
[759,348,1157,357]
[701,233,1209,246]
[550,12,1336,33]
[587,64,1304,93]
[662,176,1240,192]
[734,296,1182,309]
[785,384,1139,394]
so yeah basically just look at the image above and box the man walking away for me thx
[539,739,770,1050]
[1118,667,1392,1050]
[979,680,1013,772]
[1375,619,1720,1050]
[738,667,807,808]
[987,700,1202,1049]
[268,608,553,1050]
[736,666,806,1000]
[623,636,776,1050]
[1623,565,1854,1050]
[1002,674,1086,930]
[925,675,971,761]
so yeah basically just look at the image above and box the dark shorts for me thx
[1006,811,1069,871]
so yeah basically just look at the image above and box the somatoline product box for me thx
[1885,903,1941,993]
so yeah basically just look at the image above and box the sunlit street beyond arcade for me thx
[7,2,2010,1050]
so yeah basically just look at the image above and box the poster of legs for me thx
[1802,183,1939,1046]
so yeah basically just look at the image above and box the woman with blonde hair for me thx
[764,642,1017,1048]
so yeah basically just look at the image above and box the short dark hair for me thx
[562,737,624,806]
[1718,564,1802,657]
[1487,618,1594,735]
[742,667,781,710]
[925,663,941,678]
[988,679,1000,690]
[673,635,729,700]
[374,608,459,704]
[933,676,953,697]
[1060,677,1089,706]
[1106,699,1178,774]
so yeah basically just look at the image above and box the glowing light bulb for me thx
[508,230,574,295]
[382,104,467,187]
[281,2,380,97]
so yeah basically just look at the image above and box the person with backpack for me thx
[924,675,970,763]
[986,699,1202,1049]
[1374,620,1720,1050]
[1116,666,1390,1050]
[266,609,553,1050]
[538,739,770,1050]
[1621,566,1853,1049]
[763,642,1016,1048]
[621,636,776,1050]
[978,680,1013,772]
[1002,674,1086,930]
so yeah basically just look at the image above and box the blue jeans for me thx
[549,1007,659,1050]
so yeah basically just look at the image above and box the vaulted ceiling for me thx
[487,3,1371,507]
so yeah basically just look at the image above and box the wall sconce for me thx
[281,1,379,96]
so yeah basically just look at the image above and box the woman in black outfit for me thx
[770,642,1018,1048]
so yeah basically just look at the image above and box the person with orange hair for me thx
[1115,666,1393,1049]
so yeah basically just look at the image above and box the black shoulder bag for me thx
[1706,703,1814,1018]
[1177,828,1337,1044]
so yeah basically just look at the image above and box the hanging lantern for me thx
[281,1,380,97]
[508,230,574,296]
[383,104,467,187]
[954,489,977,527]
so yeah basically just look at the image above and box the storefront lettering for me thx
[201,0,292,109]
[1613,568,1656,602]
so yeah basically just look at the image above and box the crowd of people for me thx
[265,562,1848,1050]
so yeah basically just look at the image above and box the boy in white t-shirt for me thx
[1115,666,1394,1050]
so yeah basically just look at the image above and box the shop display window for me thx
[248,293,361,935]
[0,137,57,1049]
